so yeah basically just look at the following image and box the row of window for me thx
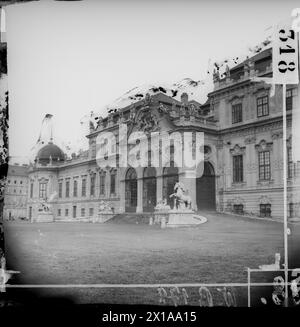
[57,206,94,218]
[58,172,116,199]
[7,180,24,184]
[29,171,117,200]
[232,89,297,124]
[232,148,293,183]
[233,203,297,218]
[233,204,271,217]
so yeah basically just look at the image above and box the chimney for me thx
[181,93,188,105]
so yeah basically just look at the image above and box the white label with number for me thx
[273,21,299,84]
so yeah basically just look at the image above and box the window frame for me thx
[260,203,271,217]
[39,182,47,199]
[65,180,70,198]
[258,150,271,180]
[73,180,78,197]
[232,103,243,124]
[110,171,116,195]
[100,172,106,196]
[232,154,243,183]
[82,178,87,197]
[257,95,269,117]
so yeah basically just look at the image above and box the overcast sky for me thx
[5,0,300,162]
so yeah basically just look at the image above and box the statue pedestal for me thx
[92,211,115,223]
[154,209,169,225]
[154,209,207,228]
[167,209,197,227]
[33,212,54,223]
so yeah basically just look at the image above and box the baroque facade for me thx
[25,48,300,221]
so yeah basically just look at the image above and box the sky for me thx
[4,0,300,162]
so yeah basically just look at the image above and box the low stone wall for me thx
[33,212,54,223]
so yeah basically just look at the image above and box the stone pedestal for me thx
[167,209,197,227]
[33,212,54,223]
[154,209,169,225]
[154,208,207,228]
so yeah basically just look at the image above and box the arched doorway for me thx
[196,162,216,210]
[125,168,137,212]
[143,167,157,212]
[163,166,179,208]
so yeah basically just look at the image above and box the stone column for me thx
[156,167,163,203]
[272,132,283,187]
[136,168,143,213]
[244,136,257,188]
[119,179,126,213]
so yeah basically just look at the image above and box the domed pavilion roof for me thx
[36,141,65,165]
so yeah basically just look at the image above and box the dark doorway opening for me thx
[125,168,137,212]
[143,167,156,212]
[196,161,216,210]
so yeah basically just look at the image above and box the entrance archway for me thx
[163,166,179,208]
[196,161,216,210]
[125,168,137,212]
[143,167,157,212]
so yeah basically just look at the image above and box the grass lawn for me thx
[3,212,291,306]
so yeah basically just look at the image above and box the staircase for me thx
[106,213,153,225]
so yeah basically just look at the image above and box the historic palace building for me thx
[24,48,300,221]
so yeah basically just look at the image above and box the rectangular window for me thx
[288,147,294,178]
[65,180,70,198]
[257,95,269,117]
[72,206,76,218]
[110,173,116,195]
[73,180,78,197]
[65,208,69,217]
[30,183,33,198]
[58,182,62,198]
[260,204,271,217]
[39,182,47,199]
[82,179,86,197]
[81,207,85,217]
[89,208,94,217]
[286,88,297,111]
[90,174,95,196]
[233,204,244,214]
[259,151,271,180]
[100,173,106,195]
[232,103,243,124]
[233,155,243,183]
[58,209,61,216]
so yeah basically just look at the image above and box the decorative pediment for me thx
[233,197,245,205]
[227,94,244,104]
[259,195,271,204]
[251,85,271,96]
[230,144,245,156]
[271,131,283,140]
[255,139,273,151]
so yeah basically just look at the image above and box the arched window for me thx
[110,169,117,195]
[99,170,106,196]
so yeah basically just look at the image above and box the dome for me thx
[36,142,65,165]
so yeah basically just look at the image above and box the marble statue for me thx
[169,182,192,210]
